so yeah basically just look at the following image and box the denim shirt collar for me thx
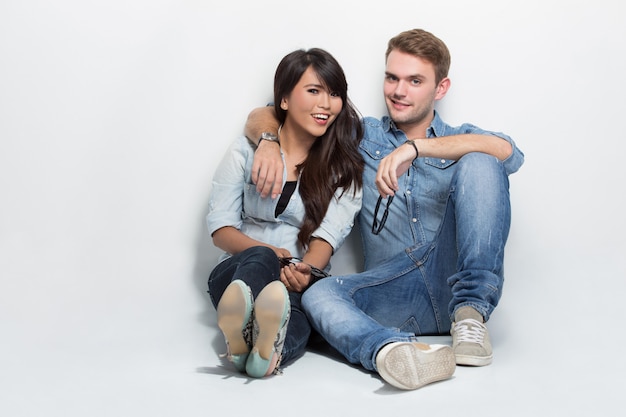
[381,110,446,139]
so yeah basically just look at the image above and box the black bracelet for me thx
[404,140,419,160]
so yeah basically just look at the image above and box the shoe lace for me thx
[454,319,487,344]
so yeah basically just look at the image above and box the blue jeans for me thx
[301,153,511,371]
[207,246,311,366]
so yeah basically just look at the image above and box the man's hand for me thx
[375,142,416,197]
[251,140,284,199]
[244,106,283,198]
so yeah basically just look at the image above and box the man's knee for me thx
[457,152,501,170]
[455,152,508,189]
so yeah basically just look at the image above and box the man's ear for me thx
[435,77,451,100]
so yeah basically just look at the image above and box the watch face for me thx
[261,133,278,141]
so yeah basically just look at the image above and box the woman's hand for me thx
[280,262,312,293]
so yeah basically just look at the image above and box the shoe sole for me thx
[216,280,251,356]
[377,343,456,390]
[455,353,493,366]
[252,281,289,360]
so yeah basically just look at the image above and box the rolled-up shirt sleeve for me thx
[206,138,248,236]
[455,123,525,175]
[482,130,524,175]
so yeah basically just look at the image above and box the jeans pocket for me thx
[397,315,421,335]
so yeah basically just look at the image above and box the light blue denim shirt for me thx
[357,111,524,270]
[207,135,362,268]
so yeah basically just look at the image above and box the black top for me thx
[275,181,297,217]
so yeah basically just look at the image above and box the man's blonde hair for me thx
[386,29,451,84]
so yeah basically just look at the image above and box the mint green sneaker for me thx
[216,280,254,372]
[376,342,456,390]
[245,281,290,378]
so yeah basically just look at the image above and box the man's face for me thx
[383,50,447,135]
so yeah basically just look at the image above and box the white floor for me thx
[2,241,622,417]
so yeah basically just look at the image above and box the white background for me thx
[1,0,624,415]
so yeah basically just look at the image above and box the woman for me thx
[206,48,364,378]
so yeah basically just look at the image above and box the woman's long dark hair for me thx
[273,48,364,250]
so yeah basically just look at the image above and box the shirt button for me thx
[375,150,380,155]
[412,218,417,223]
[440,159,446,163]
[406,190,411,195]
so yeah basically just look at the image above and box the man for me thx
[244,29,524,390]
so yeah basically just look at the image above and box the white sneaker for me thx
[451,318,493,366]
[376,342,456,390]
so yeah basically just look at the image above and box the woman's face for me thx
[281,66,343,139]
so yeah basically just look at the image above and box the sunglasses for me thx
[279,257,330,281]
[371,195,394,235]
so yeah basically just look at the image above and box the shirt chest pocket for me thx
[423,157,456,170]
[420,157,457,200]
[360,138,395,161]
[242,182,275,221]
[242,182,305,225]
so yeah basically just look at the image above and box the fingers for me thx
[250,158,262,187]
[252,163,281,199]
[375,157,399,196]
[280,264,309,293]
[270,173,283,200]
[375,145,414,196]
[251,142,284,199]
[279,267,293,291]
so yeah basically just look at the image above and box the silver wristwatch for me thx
[259,132,279,144]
